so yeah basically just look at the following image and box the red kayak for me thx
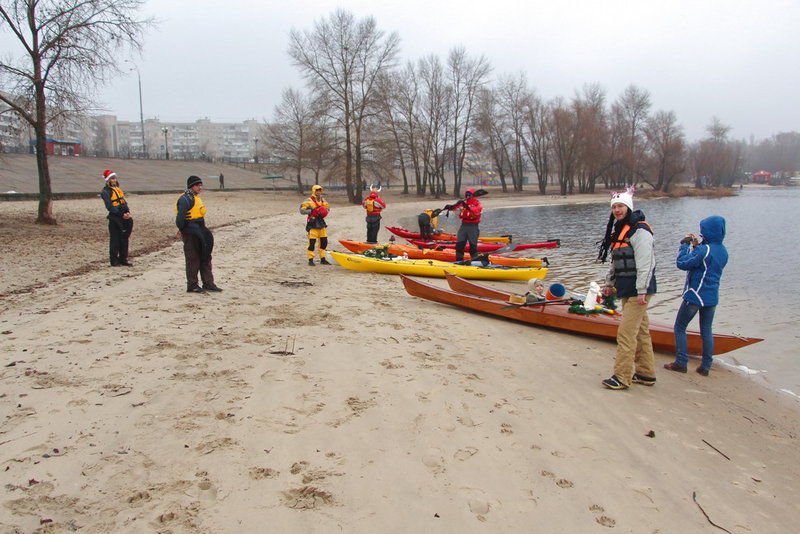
[407,238,560,252]
[386,226,511,244]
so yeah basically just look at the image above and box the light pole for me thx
[126,61,146,158]
[253,137,259,163]
[162,127,169,160]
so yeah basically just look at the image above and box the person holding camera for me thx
[664,216,728,376]
[300,184,331,266]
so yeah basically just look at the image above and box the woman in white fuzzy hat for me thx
[596,187,657,390]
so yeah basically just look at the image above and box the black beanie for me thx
[187,175,203,188]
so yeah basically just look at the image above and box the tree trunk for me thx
[34,113,55,226]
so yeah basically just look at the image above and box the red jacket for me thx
[459,197,482,223]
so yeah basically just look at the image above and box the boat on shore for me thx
[399,273,763,355]
[386,226,511,243]
[329,251,548,281]
[407,239,560,252]
[338,240,547,267]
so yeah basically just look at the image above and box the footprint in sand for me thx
[453,447,479,461]
[126,490,151,504]
[556,479,574,488]
[596,515,616,528]
[422,448,445,474]
[249,467,279,480]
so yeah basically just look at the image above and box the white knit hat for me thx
[610,186,634,211]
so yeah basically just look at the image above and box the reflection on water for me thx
[407,188,800,397]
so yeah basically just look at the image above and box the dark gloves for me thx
[680,236,692,245]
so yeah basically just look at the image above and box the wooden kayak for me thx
[329,251,548,281]
[386,226,511,243]
[407,239,560,252]
[338,240,547,267]
[398,273,763,356]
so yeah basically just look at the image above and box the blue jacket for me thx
[677,215,728,307]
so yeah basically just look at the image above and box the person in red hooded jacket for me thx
[454,188,483,262]
[362,189,386,244]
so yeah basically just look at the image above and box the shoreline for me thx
[1,190,798,532]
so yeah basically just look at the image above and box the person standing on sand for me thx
[664,216,728,377]
[362,187,386,244]
[100,169,133,267]
[596,187,657,390]
[175,175,222,293]
[300,184,331,266]
[451,188,483,262]
[218,172,225,190]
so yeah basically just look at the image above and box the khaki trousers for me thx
[613,295,656,386]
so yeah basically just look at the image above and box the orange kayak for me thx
[338,240,547,267]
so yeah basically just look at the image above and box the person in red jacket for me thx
[454,188,483,262]
[362,189,386,244]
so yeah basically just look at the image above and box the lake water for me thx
[415,187,800,399]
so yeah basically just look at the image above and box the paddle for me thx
[451,240,516,265]
[441,188,489,214]
[501,297,578,310]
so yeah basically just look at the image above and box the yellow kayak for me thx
[329,251,547,281]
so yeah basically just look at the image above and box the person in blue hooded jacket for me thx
[664,215,728,376]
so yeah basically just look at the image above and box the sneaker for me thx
[120,261,133,267]
[632,373,656,386]
[663,362,688,373]
[602,375,629,390]
[187,286,205,293]
[308,259,315,266]
[320,258,331,265]
[203,285,223,292]
[696,366,709,377]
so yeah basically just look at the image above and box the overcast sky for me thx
[8,0,800,141]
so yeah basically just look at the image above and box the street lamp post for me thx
[254,137,259,164]
[162,127,169,160]
[126,62,146,158]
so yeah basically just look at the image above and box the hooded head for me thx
[528,278,545,293]
[465,188,476,197]
[368,191,379,199]
[311,184,323,195]
[699,215,726,244]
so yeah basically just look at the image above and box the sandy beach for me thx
[1,189,798,533]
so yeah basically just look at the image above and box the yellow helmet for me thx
[311,184,323,193]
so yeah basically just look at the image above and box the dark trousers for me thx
[108,217,133,265]
[418,214,433,240]
[455,222,480,261]
[365,214,381,243]
[182,227,215,289]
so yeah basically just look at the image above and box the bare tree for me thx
[691,117,737,187]
[643,110,686,192]
[288,9,400,204]
[417,54,450,197]
[0,0,152,224]
[446,47,491,196]
[495,73,528,191]
[474,87,513,192]
[611,84,651,187]
[573,83,611,193]
[264,88,318,192]
[549,97,580,195]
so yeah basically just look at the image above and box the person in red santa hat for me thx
[100,169,133,267]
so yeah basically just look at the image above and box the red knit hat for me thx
[102,170,116,182]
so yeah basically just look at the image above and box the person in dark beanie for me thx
[175,175,221,293]
[100,169,133,267]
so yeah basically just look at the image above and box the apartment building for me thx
[0,102,262,163]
